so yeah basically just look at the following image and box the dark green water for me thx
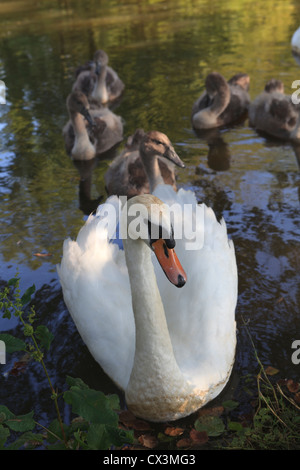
[0,0,299,429]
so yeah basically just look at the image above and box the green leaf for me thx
[5,432,44,450]
[194,415,225,437]
[7,277,19,288]
[86,423,133,450]
[228,421,244,432]
[157,432,173,443]
[69,416,89,434]
[107,394,120,411]
[21,285,36,306]
[73,430,89,449]
[64,386,118,426]
[46,419,70,444]
[222,400,239,410]
[0,424,10,449]
[0,334,26,353]
[0,406,35,432]
[105,425,134,447]
[2,309,11,320]
[86,423,107,449]
[35,325,54,351]
[66,376,89,390]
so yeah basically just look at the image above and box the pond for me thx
[0,0,299,439]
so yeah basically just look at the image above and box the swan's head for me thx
[228,73,250,92]
[264,79,285,94]
[205,72,228,99]
[140,131,185,168]
[66,91,95,127]
[126,128,146,150]
[93,49,109,75]
[121,194,187,288]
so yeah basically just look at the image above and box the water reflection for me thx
[73,158,103,216]
[194,128,231,171]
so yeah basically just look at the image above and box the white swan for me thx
[57,185,237,421]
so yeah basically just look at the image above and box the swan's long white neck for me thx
[122,234,189,419]
[123,237,178,373]
[92,66,109,103]
[70,112,95,160]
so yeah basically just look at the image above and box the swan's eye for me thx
[152,138,163,145]
[151,138,167,150]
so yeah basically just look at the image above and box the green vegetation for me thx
[224,323,300,450]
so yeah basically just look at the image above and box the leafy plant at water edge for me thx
[223,320,300,450]
[0,276,133,450]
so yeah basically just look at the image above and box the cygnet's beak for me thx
[164,146,185,168]
[95,61,102,76]
[81,107,96,127]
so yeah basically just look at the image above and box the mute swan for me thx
[73,50,125,106]
[63,91,123,160]
[104,129,185,197]
[249,79,300,142]
[57,187,237,421]
[192,72,250,130]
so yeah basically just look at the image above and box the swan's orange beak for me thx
[151,239,187,288]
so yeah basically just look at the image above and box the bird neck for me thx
[92,66,109,103]
[209,84,230,116]
[122,235,185,398]
[123,237,172,357]
[140,152,164,192]
[70,112,95,160]
[192,86,230,129]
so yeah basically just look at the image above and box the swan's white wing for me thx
[153,185,237,392]
[57,196,135,390]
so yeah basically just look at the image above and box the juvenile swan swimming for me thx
[105,129,185,197]
[63,90,123,159]
[249,79,300,142]
[73,49,125,106]
[192,72,250,130]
